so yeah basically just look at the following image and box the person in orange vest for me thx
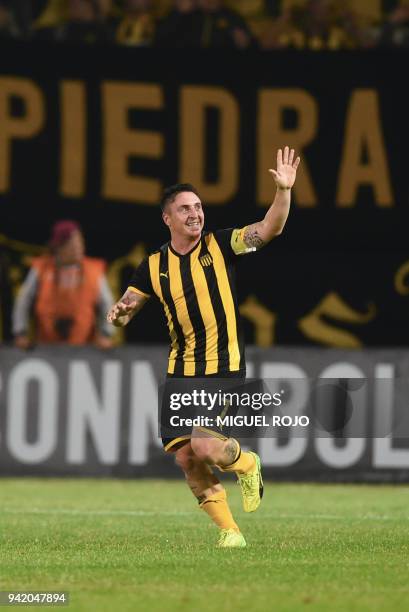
[13,220,114,349]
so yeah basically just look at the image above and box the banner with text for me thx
[1,346,409,482]
[0,44,408,347]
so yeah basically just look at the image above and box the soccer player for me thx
[107,146,300,547]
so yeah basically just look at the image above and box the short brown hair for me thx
[160,183,201,212]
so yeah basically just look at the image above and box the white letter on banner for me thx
[314,363,366,468]
[258,363,308,466]
[373,364,409,468]
[7,359,58,463]
[128,361,162,465]
[67,361,121,464]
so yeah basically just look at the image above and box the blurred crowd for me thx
[0,0,408,49]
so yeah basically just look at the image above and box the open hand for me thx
[269,146,300,189]
[107,301,134,324]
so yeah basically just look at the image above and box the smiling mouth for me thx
[187,221,201,227]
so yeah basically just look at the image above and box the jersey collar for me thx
[168,234,203,258]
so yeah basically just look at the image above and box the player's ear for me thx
[162,210,171,227]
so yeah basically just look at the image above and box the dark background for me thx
[1,43,408,347]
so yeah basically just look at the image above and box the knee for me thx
[190,437,219,464]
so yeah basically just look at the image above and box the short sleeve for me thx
[128,257,153,297]
[214,227,256,258]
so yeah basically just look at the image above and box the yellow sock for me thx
[218,447,256,475]
[200,490,239,531]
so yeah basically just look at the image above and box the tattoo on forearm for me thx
[244,227,265,250]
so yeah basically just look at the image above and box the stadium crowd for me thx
[0,0,408,48]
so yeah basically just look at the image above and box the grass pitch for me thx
[1,479,409,611]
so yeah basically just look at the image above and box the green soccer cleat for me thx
[217,529,246,548]
[237,451,264,513]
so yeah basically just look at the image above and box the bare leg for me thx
[190,431,256,474]
[189,431,262,518]
[190,431,240,467]
[174,441,222,502]
[174,441,240,531]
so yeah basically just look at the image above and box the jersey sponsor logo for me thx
[199,254,213,267]
[160,271,169,279]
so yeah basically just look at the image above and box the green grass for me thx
[1,479,409,611]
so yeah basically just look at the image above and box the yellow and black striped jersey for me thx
[128,227,254,376]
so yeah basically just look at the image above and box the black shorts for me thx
[160,370,246,452]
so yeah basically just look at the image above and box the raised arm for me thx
[243,146,300,250]
[107,289,149,327]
